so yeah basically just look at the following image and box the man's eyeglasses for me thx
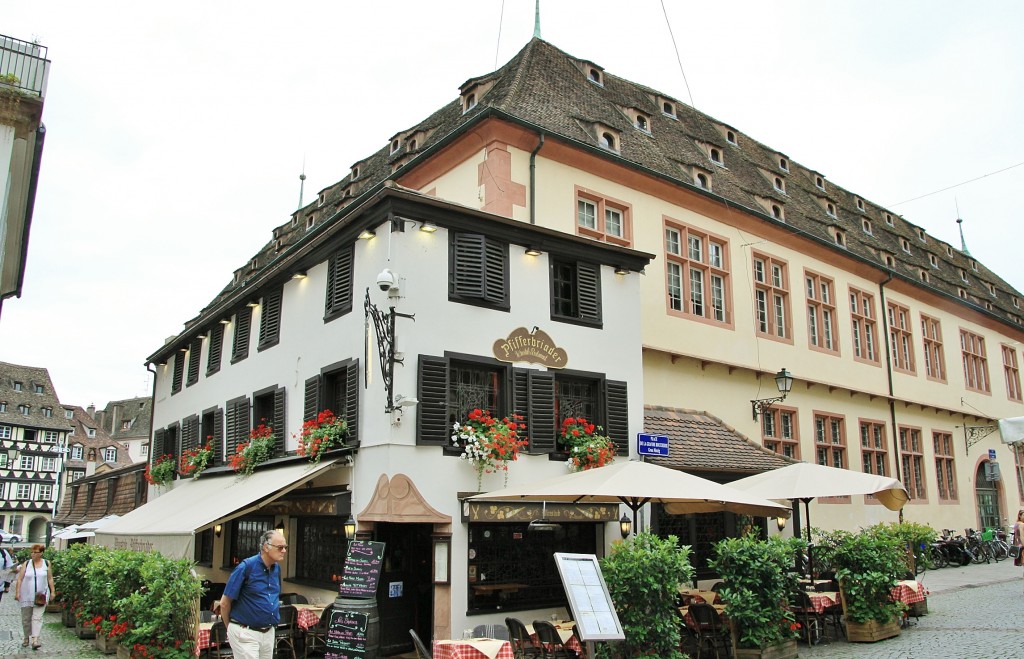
[266,543,288,551]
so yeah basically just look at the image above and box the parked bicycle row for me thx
[919,528,1011,570]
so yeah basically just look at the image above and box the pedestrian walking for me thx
[13,544,54,650]
[213,529,286,659]
[0,546,16,600]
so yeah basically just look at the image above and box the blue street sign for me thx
[989,449,997,460]
[637,433,669,457]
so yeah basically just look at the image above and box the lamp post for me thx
[751,368,794,420]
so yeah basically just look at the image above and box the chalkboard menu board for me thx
[325,609,369,659]
[339,540,386,598]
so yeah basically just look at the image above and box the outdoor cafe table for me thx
[525,620,582,653]
[433,638,515,659]
[195,621,215,655]
[678,587,721,604]
[293,603,327,630]
[891,580,927,605]
[805,591,841,615]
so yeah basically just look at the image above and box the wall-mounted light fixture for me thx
[291,270,308,280]
[614,266,629,275]
[196,333,206,340]
[619,513,632,539]
[246,300,260,308]
[524,246,542,256]
[358,228,376,240]
[219,318,231,325]
[343,515,357,541]
[776,516,787,532]
[214,524,223,538]
[750,368,794,420]
[274,520,285,533]
[419,222,438,234]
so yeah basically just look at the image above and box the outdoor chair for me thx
[303,605,333,658]
[275,604,298,659]
[474,623,509,639]
[533,620,579,659]
[709,581,725,593]
[207,621,234,659]
[200,609,215,623]
[790,591,823,646]
[409,628,432,659]
[505,617,543,659]
[688,603,729,659]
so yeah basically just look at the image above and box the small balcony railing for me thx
[0,33,49,98]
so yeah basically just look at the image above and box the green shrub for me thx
[830,527,906,624]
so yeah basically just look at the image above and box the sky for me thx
[2,0,1023,409]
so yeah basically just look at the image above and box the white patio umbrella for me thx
[470,459,790,529]
[78,514,121,531]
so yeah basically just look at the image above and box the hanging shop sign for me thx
[492,326,567,368]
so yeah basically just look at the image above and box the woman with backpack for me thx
[13,545,55,650]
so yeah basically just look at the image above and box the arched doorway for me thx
[975,462,1002,530]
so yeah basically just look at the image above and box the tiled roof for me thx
[96,397,153,442]
[644,405,794,475]
[0,361,71,431]
[64,405,135,470]
[53,462,146,526]
[158,38,1024,356]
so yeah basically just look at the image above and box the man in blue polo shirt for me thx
[215,529,287,659]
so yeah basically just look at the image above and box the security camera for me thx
[376,268,397,292]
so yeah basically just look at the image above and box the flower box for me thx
[95,631,118,654]
[116,644,132,659]
[45,601,62,613]
[61,606,76,627]
[75,621,97,639]
[845,618,901,642]
[733,639,798,659]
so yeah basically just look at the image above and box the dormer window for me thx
[958,287,968,299]
[928,254,938,268]
[409,139,417,151]
[18,404,29,415]
[695,172,710,190]
[726,130,737,145]
[884,212,894,226]
[662,101,676,118]
[779,157,789,171]
[919,270,929,282]
[862,219,873,234]
[86,427,96,438]
[855,197,865,212]
[1013,296,1020,309]
[771,204,784,221]
[42,407,52,418]
[390,139,400,154]
[13,382,22,391]
[970,259,978,271]
[985,301,994,311]
[318,192,326,207]
[885,254,896,268]
[33,384,43,394]
[815,175,825,190]
[916,228,926,242]
[826,203,837,218]
[900,238,911,254]
[988,283,997,297]
[773,177,786,194]
[306,215,315,230]
[588,68,603,85]
[834,230,847,247]
[945,245,953,256]
[960,268,968,282]
[600,132,617,150]
[710,148,723,166]
[351,166,360,180]
[65,409,73,419]
[463,93,477,113]
[635,114,649,132]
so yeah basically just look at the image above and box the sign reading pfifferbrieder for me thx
[492,327,568,368]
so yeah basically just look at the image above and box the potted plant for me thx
[296,409,348,464]
[230,422,276,476]
[710,533,805,658]
[144,454,176,486]
[116,552,203,658]
[830,527,907,642]
[559,417,616,471]
[179,440,215,479]
[599,532,693,658]
[452,409,527,489]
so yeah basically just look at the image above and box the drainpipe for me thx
[145,362,158,468]
[878,274,904,522]
[528,133,545,225]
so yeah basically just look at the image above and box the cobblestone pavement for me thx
[0,558,1019,657]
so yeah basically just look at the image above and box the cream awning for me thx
[94,459,340,558]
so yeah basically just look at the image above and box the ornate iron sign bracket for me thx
[364,288,415,412]
[963,424,997,453]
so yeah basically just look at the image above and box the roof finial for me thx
[955,198,971,255]
[298,157,307,210]
[534,0,541,39]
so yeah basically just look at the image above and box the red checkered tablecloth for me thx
[890,580,927,605]
[294,605,325,630]
[433,639,515,659]
[806,591,841,615]
[195,623,213,656]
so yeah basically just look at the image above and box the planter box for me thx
[61,606,76,627]
[75,622,97,639]
[95,632,118,654]
[733,639,798,659]
[45,602,62,613]
[845,618,901,643]
[116,644,132,659]
[909,599,928,616]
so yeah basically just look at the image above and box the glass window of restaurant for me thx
[653,506,765,581]
[294,517,348,587]
[467,522,599,613]
[226,516,274,568]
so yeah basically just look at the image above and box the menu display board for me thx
[553,553,625,642]
[325,609,369,659]
[339,540,386,598]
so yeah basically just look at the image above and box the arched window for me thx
[600,132,616,150]
[636,115,648,131]
[696,173,709,189]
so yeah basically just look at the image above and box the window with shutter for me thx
[225,396,251,460]
[325,245,355,320]
[253,386,286,457]
[306,360,361,447]
[449,232,509,308]
[207,324,224,376]
[550,259,602,326]
[258,287,283,351]
[186,338,202,387]
[232,308,253,363]
[417,355,450,446]
[152,428,166,462]
[604,380,629,455]
[303,375,321,422]
[181,415,199,454]
[201,407,224,464]
[171,351,186,395]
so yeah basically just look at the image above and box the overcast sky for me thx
[2,1,1022,409]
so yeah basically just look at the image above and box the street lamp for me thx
[343,515,357,541]
[751,368,794,420]
[619,514,632,539]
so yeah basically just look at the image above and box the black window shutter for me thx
[578,262,603,324]
[152,428,166,460]
[345,361,360,446]
[604,379,629,455]
[451,233,486,300]
[232,308,252,362]
[186,339,202,386]
[207,324,224,376]
[171,351,185,394]
[258,287,283,350]
[527,371,556,454]
[512,369,529,427]
[483,239,509,306]
[303,375,321,422]
[225,397,251,459]
[182,415,199,454]
[212,408,224,465]
[273,387,287,456]
[325,245,355,318]
[417,355,449,446]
